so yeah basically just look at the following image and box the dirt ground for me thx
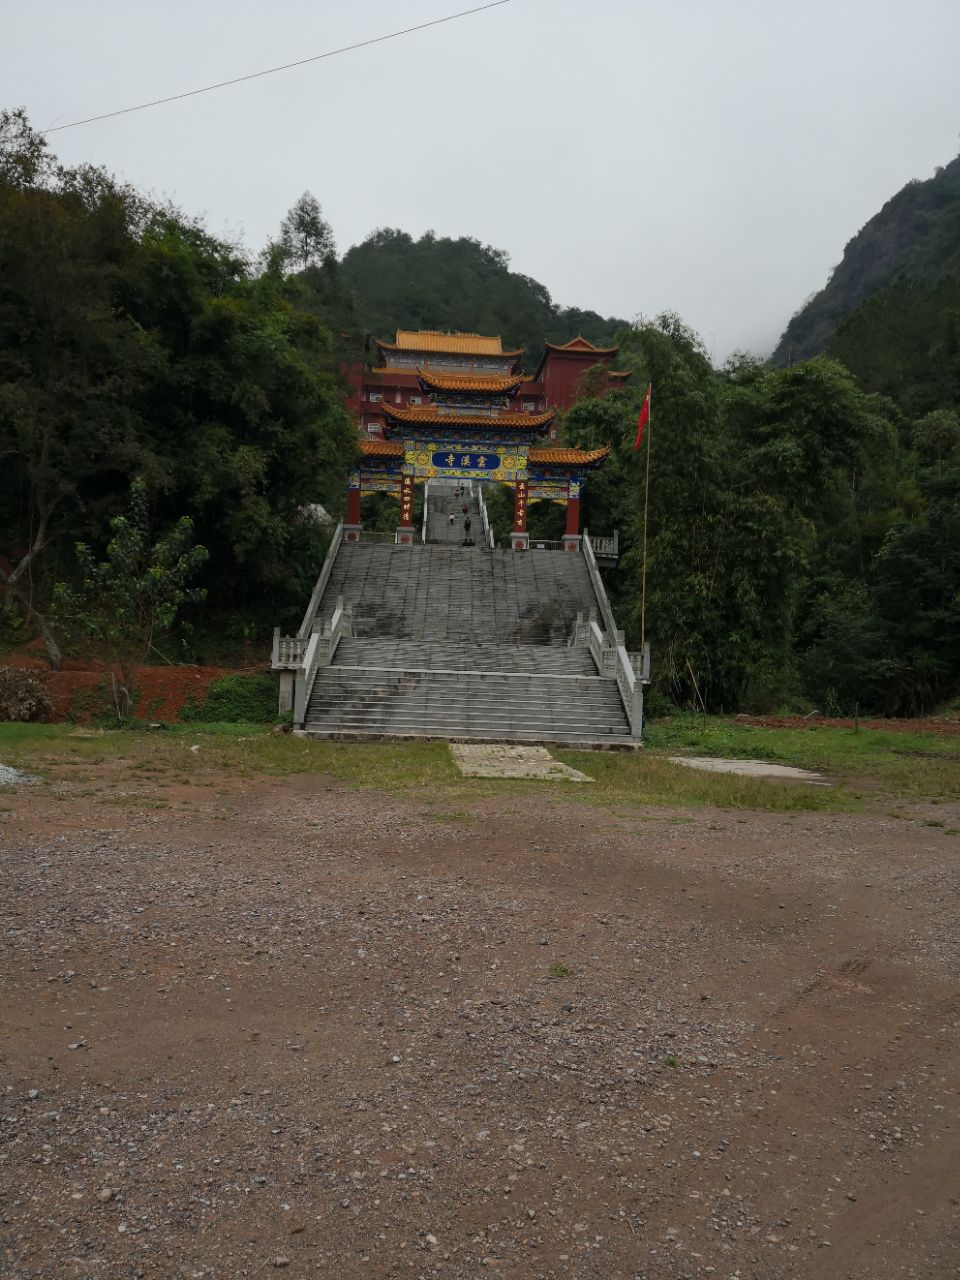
[0,656,252,722]
[1,760,958,1279]
[735,714,960,738]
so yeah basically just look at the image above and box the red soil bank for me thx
[735,713,960,736]
[1,654,256,722]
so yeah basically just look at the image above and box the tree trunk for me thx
[0,576,62,670]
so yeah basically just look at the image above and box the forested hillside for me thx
[2,109,958,716]
[340,229,628,363]
[559,319,960,717]
[771,154,960,366]
[0,111,356,663]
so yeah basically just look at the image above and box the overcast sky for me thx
[6,0,960,360]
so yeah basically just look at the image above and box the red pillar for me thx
[565,496,581,536]
[346,486,361,525]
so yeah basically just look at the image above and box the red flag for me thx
[633,384,651,450]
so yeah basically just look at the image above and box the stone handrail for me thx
[293,630,321,726]
[421,479,431,544]
[272,519,344,671]
[292,595,353,726]
[357,529,400,543]
[476,483,495,548]
[271,632,305,669]
[297,519,343,640]
[589,530,619,558]
[581,531,644,737]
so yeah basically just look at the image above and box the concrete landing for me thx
[451,744,594,782]
[668,756,828,785]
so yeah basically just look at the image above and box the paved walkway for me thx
[450,744,593,782]
[668,756,828,785]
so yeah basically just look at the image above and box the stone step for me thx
[303,727,638,748]
[332,638,597,676]
[305,665,630,737]
[318,543,598,645]
[295,513,636,743]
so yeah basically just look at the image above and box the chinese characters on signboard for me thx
[399,474,414,525]
[513,479,528,532]
[404,444,528,483]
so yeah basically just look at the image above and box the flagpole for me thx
[639,383,652,655]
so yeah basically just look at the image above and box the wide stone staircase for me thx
[284,485,639,744]
[425,485,481,545]
[319,543,596,645]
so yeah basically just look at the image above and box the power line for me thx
[44,0,514,134]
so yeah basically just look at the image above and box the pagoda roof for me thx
[543,335,620,357]
[528,445,610,468]
[382,404,554,430]
[534,335,622,382]
[376,329,523,358]
[417,370,525,394]
[358,438,610,468]
[358,438,404,457]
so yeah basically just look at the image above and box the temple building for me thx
[273,328,646,743]
[344,330,626,549]
[345,330,629,438]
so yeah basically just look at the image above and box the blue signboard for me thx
[431,450,500,472]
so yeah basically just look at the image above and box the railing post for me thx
[278,670,294,715]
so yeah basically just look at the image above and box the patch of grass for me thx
[2,717,956,812]
[179,674,279,724]
[640,714,960,803]
[549,963,571,978]
[0,723,458,792]
[555,748,854,812]
[663,1055,680,1069]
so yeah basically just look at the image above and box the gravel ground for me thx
[1,765,959,1278]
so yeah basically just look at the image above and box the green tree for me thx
[870,410,960,712]
[0,111,151,664]
[54,479,208,721]
[0,114,357,655]
[277,192,336,272]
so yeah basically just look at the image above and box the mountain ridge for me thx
[771,153,960,366]
[339,228,630,366]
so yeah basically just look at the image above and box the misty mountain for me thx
[339,229,629,366]
[771,153,960,368]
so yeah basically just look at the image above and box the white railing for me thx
[292,596,353,726]
[297,520,343,641]
[272,521,356,722]
[421,479,431,544]
[293,631,321,726]
[581,532,645,737]
[271,633,306,668]
[357,528,399,543]
[529,538,564,551]
[272,519,344,672]
[589,530,619,559]
[476,483,495,548]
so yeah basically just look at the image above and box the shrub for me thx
[180,673,278,723]
[0,667,53,722]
